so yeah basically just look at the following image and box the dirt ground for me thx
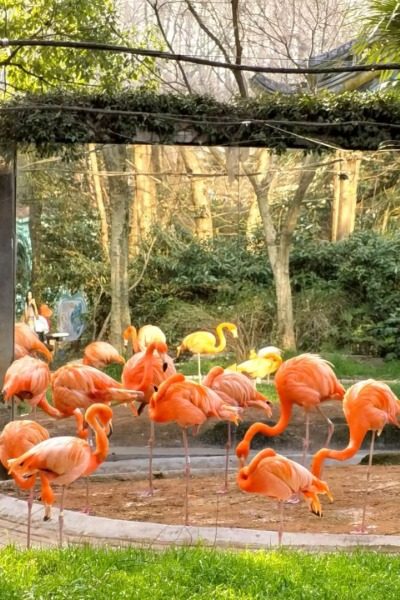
[5,465,399,536]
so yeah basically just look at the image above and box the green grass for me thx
[324,352,400,380]
[1,546,399,599]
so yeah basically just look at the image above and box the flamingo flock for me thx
[1,319,399,547]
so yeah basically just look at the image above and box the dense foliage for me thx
[3,89,400,154]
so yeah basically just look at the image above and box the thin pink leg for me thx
[317,406,334,448]
[27,487,34,549]
[148,419,155,496]
[182,428,191,526]
[197,353,202,383]
[301,412,310,466]
[59,486,66,548]
[278,500,284,546]
[217,422,231,494]
[359,430,376,534]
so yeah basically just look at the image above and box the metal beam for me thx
[0,148,16,389]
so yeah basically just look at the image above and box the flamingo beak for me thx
[162,362,168,372]
[107,421,113,439]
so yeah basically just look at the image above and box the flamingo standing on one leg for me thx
[8,403,113,547]
[123,324,166,354]
[121,341,176,495]
[0,420,49,548]
[311,379,400,533]
[203,366,272,492]
[14,323,52,363]
[150,373,241,525]
[176,322,238,382]
[236,354,345,466]
[2,356,51,415]
[237,448,332,545]
[82,341,125,370]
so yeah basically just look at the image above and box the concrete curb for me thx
[1,493,400,552]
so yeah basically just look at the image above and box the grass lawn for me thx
[1,546,399,599]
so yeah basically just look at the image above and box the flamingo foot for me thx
[350,523,376,535]
[80,506,95,515]
[216,486,229,495]
[285,493,300,505]
[137,487,158,498]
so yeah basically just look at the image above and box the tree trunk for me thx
[130,145,156,257]
[332,150,362,241]
[29,199,43,298]
[181,147,213,239]
[274,246,296,348]
[102,145,131,350]
[88,144,109,259]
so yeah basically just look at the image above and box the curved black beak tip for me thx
[107,423,113,439]
[153,385,158,392]
[162,362,168,372]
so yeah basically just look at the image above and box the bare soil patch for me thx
[7,465,399,537]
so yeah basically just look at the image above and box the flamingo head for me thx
[235,439,250,463]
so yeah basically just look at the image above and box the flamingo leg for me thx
[83,429,94,513]
[316,405,335,448]
[59,486,66,548]
[359,430,376,534]
[217,422,231,494]
[182,427,191,526]
[197,353,202,383]
[148,419,155,496]
[278,500,284,546]
[301,412,310,466]
[27,487,34,549]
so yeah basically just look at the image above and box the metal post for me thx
[0,148,16,399]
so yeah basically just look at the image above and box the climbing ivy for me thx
[1,88,400,154]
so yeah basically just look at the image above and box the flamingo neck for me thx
[310,426,367,478]
[214,324,228,353]
[129,326,140,354]
[87,412,109,465]
[37,395,64,419]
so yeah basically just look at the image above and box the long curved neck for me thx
[87,412,109,465]
[245,400,292,444]
[137,344,157,392]
[311,425,367,478]
[214,324,228,353]
[37,395,64,419]
[246,448,276,474]
[129,326,139,354]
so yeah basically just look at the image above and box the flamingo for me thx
[8,403,112,547]
[82,341,125,370]
[237,448,332,545]
[123,324,166,354]
[14,323,52,363]
[150,373,241,525]
[0,419,49,548]
[202,366,272,492]
[41,363,144,438]
[176,322,238,382]
[121,340,176,495]
[311,379,400,533]
[236,354,345,466]
[2,356,51,415]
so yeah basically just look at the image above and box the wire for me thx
[0,38,399,75]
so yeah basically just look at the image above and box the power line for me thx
[0,38,399,75]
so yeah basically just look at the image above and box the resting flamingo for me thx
[123,324,166,354]
[236,354,345,466]
[8,403,112,547]
[227,348,283,386]
[121,341,176,495]
[176,322,238,382]
[14,323,52,362]
[43,363,144,438]
[0,419,49,548]
[82,341,125,370]
[237,448,332,545]
[150,373,241,525]
[203,366,272,492]
[311,379,400,533]
[2,356,51,415]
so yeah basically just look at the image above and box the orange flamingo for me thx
[203,366,272,492]
[150,373,241,525]
[121,340,176,494]
[0,419,49,548]
[8,403,112,547]
[123,324,166,354]
[176,322,238,382]
[311,379,400,532]
[14,322,52,362]
[40,363,144,438]
[236,354,345,465]
[237,448,332,545]
[2,356,51,414]
[82,341,125,370]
